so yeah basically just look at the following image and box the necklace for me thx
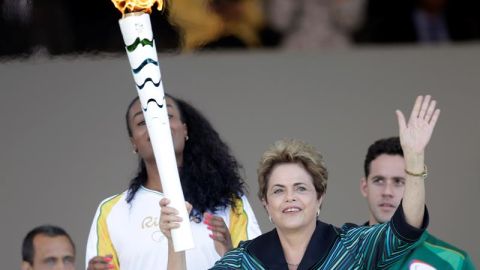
[287,262,299,266]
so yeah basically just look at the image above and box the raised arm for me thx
[396,95,440,228]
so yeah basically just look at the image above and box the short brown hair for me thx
[257,139,328,202]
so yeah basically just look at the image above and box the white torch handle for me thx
[119,13,194,252]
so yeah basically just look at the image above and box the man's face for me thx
[23,234,75,270]
[360,154,406,225]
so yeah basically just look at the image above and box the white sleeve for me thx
[85,203,101,269]
[241,195,262,239]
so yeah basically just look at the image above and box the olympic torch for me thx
[110,0,194,251]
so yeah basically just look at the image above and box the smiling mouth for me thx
[282,207,301,213]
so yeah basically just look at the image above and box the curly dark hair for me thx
[125,94,245,220]
[363,137,403,177]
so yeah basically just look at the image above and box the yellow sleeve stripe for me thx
[229,197,248,248]
[96,194,122,269]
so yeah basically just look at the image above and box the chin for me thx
[278,219,314,231]
[376,216,392,224]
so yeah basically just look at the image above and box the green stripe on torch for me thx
[126,38,154,52]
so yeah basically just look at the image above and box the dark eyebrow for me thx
[272,182,306,189]
[293,182,306,186]
[132,111,143,118]
[63,255,75,261]
[370,175,385,181]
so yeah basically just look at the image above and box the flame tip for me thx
[111,0,164,16]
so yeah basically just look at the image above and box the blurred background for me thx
[1,0,479,57]
[1,0,479,269]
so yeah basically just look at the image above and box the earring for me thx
[316,209,320,217]
[132,149,138,154]
[268,215,273,223]
[185,135,189,141]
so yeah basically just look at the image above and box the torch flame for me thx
[111,0,164,16]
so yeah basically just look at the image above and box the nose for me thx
[58,265,72,270]
[382,181,394,197]
[285,189,297,202]
[55,261,73,270]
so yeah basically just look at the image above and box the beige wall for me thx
[1,45,479,269]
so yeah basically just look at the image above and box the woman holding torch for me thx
[86,94,261,270]
[161,95,439,270]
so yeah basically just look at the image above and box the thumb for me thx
[159,197,170,207]
[396,110,407,133]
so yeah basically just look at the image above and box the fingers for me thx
[418,95,431,119]
[87,255,114,270]
[161,205,180,216]
[398,95,440,154]
[396,110,406,133]
[409,95,423,123]
[424,99,436,122]
[210,231,227,242]
[159,198,184,238]
[160,198,191,214]
[162,212,183,224]
[204,213,233,256]
[159,212,182,237]
[430,109,441,128]
[411,95,439,125]
[406,95,439,126]
[159,197,170,207]
[208,219,229,233]
[160,216,182,230]
[204,213,230,241]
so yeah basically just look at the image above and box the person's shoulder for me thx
[90,191,127,223]
[243,229,275,246]
[236,239,252,249]
[236,194,250,206]
[237,229,279,255]
[212,239,252,269]
[214,237,269,269]
[337,221,392,241]
[408,232,476,269]
[422,232,471,258]
[339,222,382,233]
[97,191,127,208]
[341,222,360,230]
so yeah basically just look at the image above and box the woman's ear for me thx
[21,261,32,270]
[262,198,269,214]
[130,137,137,153]
[317,194,324,210]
